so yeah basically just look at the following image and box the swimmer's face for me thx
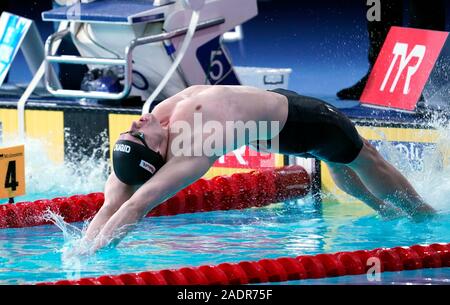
[122,113,167,154]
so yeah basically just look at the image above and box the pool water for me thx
[1,197,450,285]
[2,128,450,285]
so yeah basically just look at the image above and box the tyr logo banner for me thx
[361,27,449,111]
[214,146,277,169]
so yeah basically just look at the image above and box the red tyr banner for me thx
[213,146,278,169]
[361,26,449,111]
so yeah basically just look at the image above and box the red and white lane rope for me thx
[0,166,311,229]
[37,243,450,285]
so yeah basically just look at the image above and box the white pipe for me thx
[142,9,200,115]
[17,21,69,141]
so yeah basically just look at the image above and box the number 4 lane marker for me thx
[0,145,25,201]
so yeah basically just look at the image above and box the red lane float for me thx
[0,166,310,229]
[37,243,450,285]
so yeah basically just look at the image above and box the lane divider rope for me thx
[37,243,450,285]
[0,166,310,229]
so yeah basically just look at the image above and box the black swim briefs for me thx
[270,88,364,164]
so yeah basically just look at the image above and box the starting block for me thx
[43,0,170,25]
[41,0,257,102]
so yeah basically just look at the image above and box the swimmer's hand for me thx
[90,224,135,252]
[60,236,97,261]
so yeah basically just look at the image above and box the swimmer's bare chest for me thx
[164,86,289,157]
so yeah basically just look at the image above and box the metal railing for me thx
[44,17,225,100]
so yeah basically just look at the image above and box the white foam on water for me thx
[42,210,92,279]
[372,115,450,214]
[1,130,110,197]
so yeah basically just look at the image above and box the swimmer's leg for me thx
[326,162,403,218]
[347,139,436,219]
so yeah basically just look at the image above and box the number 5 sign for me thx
[196,37,241,85]
[0,145,25,199]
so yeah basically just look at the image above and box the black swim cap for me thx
[112,139,165,185]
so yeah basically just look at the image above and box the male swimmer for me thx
[84,85,435,252]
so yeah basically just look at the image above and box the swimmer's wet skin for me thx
[83,85,436,252]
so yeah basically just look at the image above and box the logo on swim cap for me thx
[113,139,165,185]
[114,143,131,153]
[140,160,156,174]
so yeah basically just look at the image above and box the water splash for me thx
[42,210,91,279]
[372,115,450,214]
[1,129,110,199]
[43,208,130,265]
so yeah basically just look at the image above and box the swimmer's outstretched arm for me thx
[84,173,136,242]
[90,156,215,252]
